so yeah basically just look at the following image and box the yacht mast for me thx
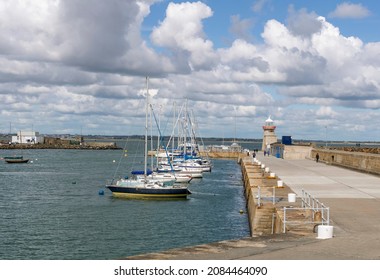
[144,77,149,180]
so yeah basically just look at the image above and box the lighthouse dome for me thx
[265,115,274,125]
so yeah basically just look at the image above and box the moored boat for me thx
[3,156,29,164]
[106,183,191,199]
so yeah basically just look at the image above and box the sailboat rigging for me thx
[106,77,191,199]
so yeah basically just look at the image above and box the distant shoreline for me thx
[1,133,379,144]
[0,143,121,150]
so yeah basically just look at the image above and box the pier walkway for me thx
[245,155,380,259]
[127,155,380,260]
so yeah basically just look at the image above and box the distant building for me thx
[11,131,44,144]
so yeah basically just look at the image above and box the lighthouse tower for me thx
[261,116,277,151]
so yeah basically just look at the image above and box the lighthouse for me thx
[262,116,277,151]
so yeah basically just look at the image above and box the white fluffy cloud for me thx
[151,1,218,70]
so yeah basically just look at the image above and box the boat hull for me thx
[106,185,191,199]
[5,159,29,164]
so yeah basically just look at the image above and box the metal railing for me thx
[255,185,330,233]
[256,186,276,206]
[282,207,328,233]
[257,186,261,206]
[301,189,330,226]
[281,190,330,233]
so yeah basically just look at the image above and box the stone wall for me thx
[83,141,117,148]
[199,151,244,158]
[283,145,312,160]
[270,144,312,160]
[240,157,289,236]
[44,137,73,145]
[311,148,380,175]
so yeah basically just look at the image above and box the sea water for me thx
[0,140,255,259]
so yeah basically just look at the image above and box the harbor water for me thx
[0,140,255,259]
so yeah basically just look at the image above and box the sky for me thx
[1,0,380,141]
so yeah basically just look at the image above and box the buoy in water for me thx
[112,160,116,163]
[239,209,244,214]
[98,189,105,195]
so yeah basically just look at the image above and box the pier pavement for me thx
[127,155,380,260]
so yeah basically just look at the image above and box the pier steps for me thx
[251,206,276,235]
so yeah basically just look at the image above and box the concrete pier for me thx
[126,154,380,259]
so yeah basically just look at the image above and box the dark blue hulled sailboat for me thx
[106,184,191,199]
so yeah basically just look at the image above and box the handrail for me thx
[282,189,330,233]
[282,207,329,233]
[301,189,330,225]
[257,186,261,206]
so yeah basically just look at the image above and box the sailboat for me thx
[106,77,191,199]
[155,101,211,176]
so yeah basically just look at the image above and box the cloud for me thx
[252,0,270,13]
[316,106,339,117]
[257,12,380,110]
[151,1,218,70]
[0,0,174,76]
[56,0,176,75]
[287,6,322,37]
[57,0,135,66]
[0,0,59,60]
[218,39,269,74]
[328,2,371,19]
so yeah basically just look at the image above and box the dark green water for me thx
[0,140,252,259]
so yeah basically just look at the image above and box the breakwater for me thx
[311,148,380,175]
[199,151,242,158]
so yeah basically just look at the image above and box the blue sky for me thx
[0,0,379,142]
[144,1,380,45]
